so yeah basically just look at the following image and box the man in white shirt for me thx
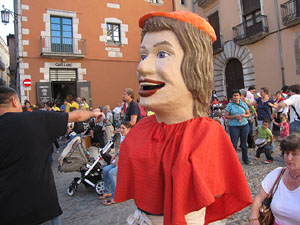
[273,84,300,133]
[246,86,256,103]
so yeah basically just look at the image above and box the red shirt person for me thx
[115,11,252,225]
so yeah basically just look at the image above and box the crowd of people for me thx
[1,10,300,225]
[210,84,300,166]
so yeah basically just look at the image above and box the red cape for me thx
[115,116,252,225]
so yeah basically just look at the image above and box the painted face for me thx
[284,149,300,171]
[137,30,192,111]
[120,124,130,136]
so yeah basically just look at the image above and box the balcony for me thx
[281,0,300,26]
[197,0,216,8]
[40,36,86,58]
[233,15,269,46]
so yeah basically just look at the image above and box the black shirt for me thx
[0,111,68,225]
[126,100,141,123]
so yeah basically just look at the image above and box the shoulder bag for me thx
[259,167,286,225]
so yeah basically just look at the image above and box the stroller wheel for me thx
[95,180,105,195]
[67,186,75,196]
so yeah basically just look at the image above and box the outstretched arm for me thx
[68,110,101,123]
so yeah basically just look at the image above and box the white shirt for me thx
[246,91,255,103]
[113,106,121,114]
[262,167,300,225]
[284,94,300,122]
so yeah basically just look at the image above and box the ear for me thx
[11,96,20,108]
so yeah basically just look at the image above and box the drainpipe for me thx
[192,0,196,13]
[274,0,286,86]
[172,0,175,11]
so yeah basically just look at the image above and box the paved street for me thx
[53,142,284,225]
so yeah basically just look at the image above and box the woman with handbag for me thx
[225,90,251,165]
[249,134,300,225]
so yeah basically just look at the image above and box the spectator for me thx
[61,100,71,112]
[281,85,290,99]
[273,84,300,134]
[220,96,228,107]
[248,87,274,130]
[99,122,132,205]
[246,86,256,103]
[103,117,114,145]
[241,89,256,148]
[255,119,274,164]
[122,88,140,126]
[24,100,32,112]
[81,97,89,110]
[272,91,288,138]
[225,90,251,165]
[70,99,79,110]
[249,134,300,225]
[53,101,60,111]
[104,105,114,125]
[0,86,101,225]
[273,113,289,140]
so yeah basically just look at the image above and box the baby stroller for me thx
[58,133,120,196]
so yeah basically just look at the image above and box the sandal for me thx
[98,193,112,200]
[102,199,116,206]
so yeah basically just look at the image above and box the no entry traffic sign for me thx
[23,79,32,87]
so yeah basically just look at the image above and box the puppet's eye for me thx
[141,54,147,60]
[157,51,169,58]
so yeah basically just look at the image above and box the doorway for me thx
[225,58,244,98]
[52,81,76,106]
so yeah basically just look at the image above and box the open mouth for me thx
[139,79,165,97]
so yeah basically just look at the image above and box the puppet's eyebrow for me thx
[140,40,173,50]
[153,40,173,48]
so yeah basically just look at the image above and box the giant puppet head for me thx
[137,11,216,120]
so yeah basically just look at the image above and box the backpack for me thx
[73,122,84,134]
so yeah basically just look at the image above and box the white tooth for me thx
[140,82,158,86]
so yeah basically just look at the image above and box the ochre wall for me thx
[20,0,173,108]
[196,0,300,96]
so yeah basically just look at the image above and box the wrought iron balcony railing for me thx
[197,0,216,8]
[233,15,269,45]
[281,0,300,26]
[40,36,86,58]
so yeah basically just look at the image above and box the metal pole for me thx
[274,0,286,86]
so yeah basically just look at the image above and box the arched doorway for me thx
[225,58,244,98]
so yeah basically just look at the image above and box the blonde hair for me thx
[141,17,214,117]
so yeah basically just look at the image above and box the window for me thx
[150,0,159,4]
[208,11,221,53]
[107,23,121,44]
[242,0,260,16]
[50,16,73,52]
[241,0,261,30]
[181,0,187,5]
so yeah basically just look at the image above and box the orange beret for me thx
[139,11,217,43]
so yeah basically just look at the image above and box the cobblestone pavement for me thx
[53,142,284,225]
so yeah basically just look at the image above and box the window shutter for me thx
[208,11,221,50]
[242,0,260,15]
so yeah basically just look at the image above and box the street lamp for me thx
[1,5,21,97]
[1,5,18,25]
[1,8,10,24]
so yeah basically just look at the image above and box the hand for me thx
[248,219,260,225]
